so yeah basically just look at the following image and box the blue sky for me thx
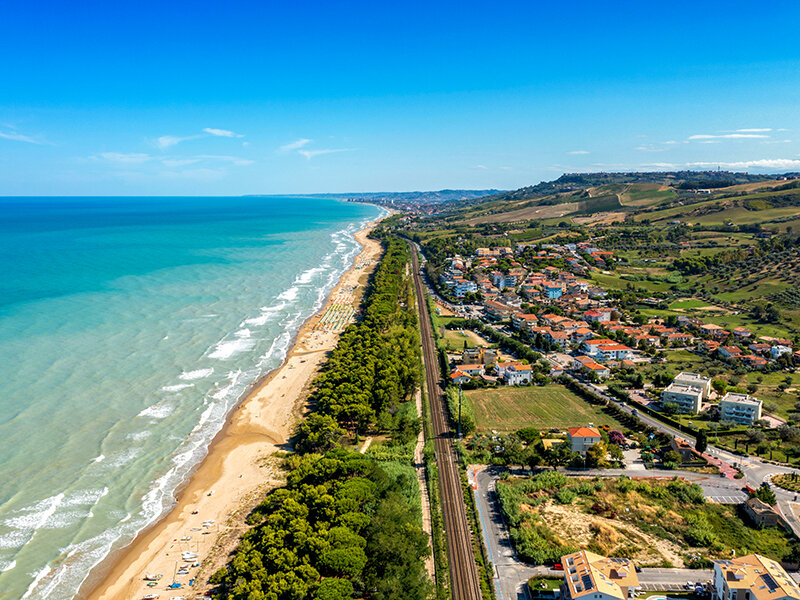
[2,0,800,195]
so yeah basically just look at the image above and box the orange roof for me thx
[598,344,631,351]
[568,426,601,438]
[585,362,609,371]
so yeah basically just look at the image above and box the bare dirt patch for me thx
[539,500,686,566]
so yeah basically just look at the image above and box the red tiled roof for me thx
[568,426,601,437]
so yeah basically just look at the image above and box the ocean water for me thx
[0,196,382,599]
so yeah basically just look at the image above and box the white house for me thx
[662,382,703,414]
[772,345,792,359]
[503,363,533,385]
[673,372,712,399]
[719,392,762,425]
[596,343,633,362]
[567,426,601,455]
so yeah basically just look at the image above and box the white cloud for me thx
[688,133,770,140]
[473,164,488,170]
[197,155,255,166]
[635,145,667,153]
[161,158,202,167]
[203,128,243,138]
[736,128,772,132]
[0,130,42,144]
[687,159,800,170]
[156,135,203,149]
[641,162,678,169]
[280,138,312,152]
[298,148,352,159]
[499,166,512,171]
[567,150,589,155]
[762,139,793,144]
[97,152,153,164]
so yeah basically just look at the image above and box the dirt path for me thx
[359,437,373,454]
[415,380,436,578]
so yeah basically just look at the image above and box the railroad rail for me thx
[410,244,483,600]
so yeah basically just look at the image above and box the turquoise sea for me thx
[0,196,382,599]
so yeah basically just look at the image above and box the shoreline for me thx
[79,220,384,600]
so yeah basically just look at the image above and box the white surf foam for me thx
[211,369,243,400]
[21,564,52,599]
[178,367,214,381]
[296,265,325,284]
[208,337,255,360]
[0,559,16,572]
[137,403,174,419]
[277,286,299,301]
[161,382,194,392]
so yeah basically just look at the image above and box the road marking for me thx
[707,494,746,504]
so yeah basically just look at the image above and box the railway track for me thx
[410,245,483,600]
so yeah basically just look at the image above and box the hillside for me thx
[431,172,800,228]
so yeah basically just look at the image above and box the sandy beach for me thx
[81,224,383,600]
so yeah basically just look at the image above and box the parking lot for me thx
[706,493,748,504]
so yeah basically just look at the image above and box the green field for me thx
[465,385,620,432]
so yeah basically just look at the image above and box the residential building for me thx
[584,309,612,323]
[546,330,570,350]
[572,327,595,343]
[596,343,633,362]
[719,392,762,425]
[567,426,601,455]
[581,338,616,357]
[502,363,533,385]
[573,355,611,379]
[771,345,792,359]
[483,300,513,321]
[543,283,563,300]
[673,372,712,398]
[462,347,497,366]
[662,382,703,414]
[749,343,772,355]
[560,550,639,600]
[669,437,696,461]
[742,355,768,369]
[713,554,800,600]
[743,497,785,529]
[449,370,471,385]
[459,363,485,377]
[511,313,539,332]
[719,345,743,360]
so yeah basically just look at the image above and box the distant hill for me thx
[429,171,800,227]
[475,171,788,205]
